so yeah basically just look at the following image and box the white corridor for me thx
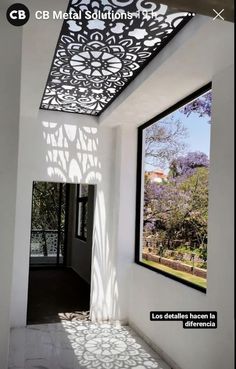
[8,320,171,369]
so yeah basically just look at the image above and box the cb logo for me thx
[6,3,30,26]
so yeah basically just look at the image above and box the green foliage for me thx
[144,163,209,257]
[31,182,66,257]
[32,181,66,231]
[142,259,207,288]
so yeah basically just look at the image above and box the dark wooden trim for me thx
[63,183,70,266]
[57,183,62,265]
[75,184,89,242]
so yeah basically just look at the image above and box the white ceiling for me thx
[99,15,234,127]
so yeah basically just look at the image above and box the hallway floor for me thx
[8,321,171,369]
[27,268,90,324]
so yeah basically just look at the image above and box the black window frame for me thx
[75,184,89,242]
[135,82,212,294]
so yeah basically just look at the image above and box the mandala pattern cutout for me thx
[63,321,164,369]
[40,0,193,115]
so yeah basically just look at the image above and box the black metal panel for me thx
[40,0,193,116]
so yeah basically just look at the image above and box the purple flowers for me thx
[169,151,209,179]
[142,89,212,254]
[180,91,212,121]
[144,151,209,247]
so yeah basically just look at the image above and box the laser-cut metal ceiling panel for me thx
[40,1,193,116]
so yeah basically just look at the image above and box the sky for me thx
[174,110,211,157]
[144,103,211,173]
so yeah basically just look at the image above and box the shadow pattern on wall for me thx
[42,120,120,322]
[42,121,102,183]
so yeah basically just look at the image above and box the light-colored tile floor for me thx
[9,320,171,369]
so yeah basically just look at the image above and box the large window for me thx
[135,84,212,292]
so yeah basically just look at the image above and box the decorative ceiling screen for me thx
[40,1,193,116]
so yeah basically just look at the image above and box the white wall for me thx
[100,17,234,128]
[9,0,120,327]
[126,41,234,369]
[110,126,138,322]
[101,18,234,369]
[93,16,234,369]
[10,110,117,326]
[5,4,234,369]
[0,16,22,369]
